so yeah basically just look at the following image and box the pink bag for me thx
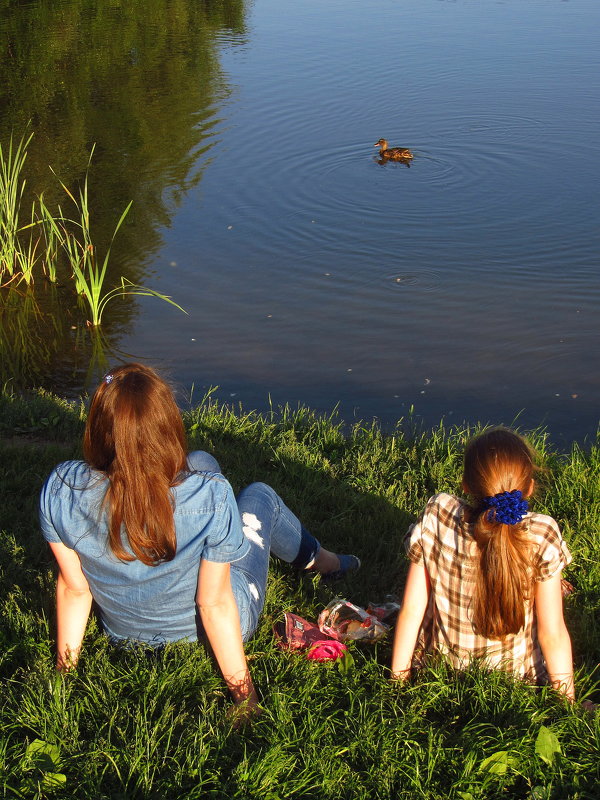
[306,640,347,662]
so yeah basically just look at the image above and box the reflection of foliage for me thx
[0,0,247,392]
[0,0,247,274]
[0,283,129,395]
[0,288,54,386]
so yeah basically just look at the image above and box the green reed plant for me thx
[0,131,34,285]
[45,147,185,326]
[1,132,185,324]
[37,195,59,283]
[14,203,40,286]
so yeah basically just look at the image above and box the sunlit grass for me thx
[0,391,598,798]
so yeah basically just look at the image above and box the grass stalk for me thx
[0,131,34,284]
[1,133,185,324]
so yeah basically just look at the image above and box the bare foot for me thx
[311,548,340,574]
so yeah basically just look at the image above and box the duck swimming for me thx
[374,138,413,161]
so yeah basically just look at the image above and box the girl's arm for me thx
[197,559,259,716]
[48,542,93,671]
[391,561,431,680]
[535,573,575,701]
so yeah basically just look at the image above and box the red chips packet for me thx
[273,612,335,651]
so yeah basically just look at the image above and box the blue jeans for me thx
[191,453,320,641]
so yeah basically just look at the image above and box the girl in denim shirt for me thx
[40,363,359,721]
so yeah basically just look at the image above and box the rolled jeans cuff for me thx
[291,525,320,569]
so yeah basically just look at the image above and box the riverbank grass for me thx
[0,389,598,799]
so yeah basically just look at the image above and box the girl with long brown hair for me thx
[391,427,575,700]
[40,364,359,719]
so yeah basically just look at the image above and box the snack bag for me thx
[318,599,389,643]
[366,596,401,623]
[273,613,347,661]
[274,612,331,650]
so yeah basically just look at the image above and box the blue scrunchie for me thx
[482,489,529,525]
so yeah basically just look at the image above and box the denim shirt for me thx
[39,451,250,644]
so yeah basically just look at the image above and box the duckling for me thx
[374,138,413,161]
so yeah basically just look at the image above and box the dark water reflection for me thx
[1,0,599,444]
[1,0,245,390]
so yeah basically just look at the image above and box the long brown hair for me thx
[84,363,188,566]
[462,427,535,640]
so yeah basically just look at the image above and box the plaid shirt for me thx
[404,493,572,683]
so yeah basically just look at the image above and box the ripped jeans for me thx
[191,452,320,641]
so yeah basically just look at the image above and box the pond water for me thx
[1,0,599,444]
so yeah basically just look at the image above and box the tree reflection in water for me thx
[0,0,246,394]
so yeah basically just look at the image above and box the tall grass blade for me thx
[0,131,34,284]
[94,277,187,327]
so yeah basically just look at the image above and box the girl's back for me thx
[392,428,576,701]
[39,455,247,643]
[405,491,571,682]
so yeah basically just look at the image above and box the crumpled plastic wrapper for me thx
[318,599,389,643]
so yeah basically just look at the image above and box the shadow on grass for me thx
[1,389,599,799]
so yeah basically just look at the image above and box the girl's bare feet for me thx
[307,548,361,580]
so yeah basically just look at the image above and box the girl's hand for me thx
[390,668,412,682]
[228,694,262,729]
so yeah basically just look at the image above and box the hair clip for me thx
[104,374,114,385]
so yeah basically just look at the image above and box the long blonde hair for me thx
[462,428,535,640]
[84,363,187,566]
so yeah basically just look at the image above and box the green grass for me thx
[0,389,598,799]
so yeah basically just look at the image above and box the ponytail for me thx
[84,364,188,566]
[471,514,533,639]
[463,428,536,640]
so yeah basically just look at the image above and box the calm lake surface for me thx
[1,0,599,444]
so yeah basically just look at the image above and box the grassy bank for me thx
[0,389,598,799]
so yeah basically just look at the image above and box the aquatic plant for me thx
[0,134,186,326]
[44,146,185,326]
[0,132,35,285]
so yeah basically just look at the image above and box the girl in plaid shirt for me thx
[391,428,576,700]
